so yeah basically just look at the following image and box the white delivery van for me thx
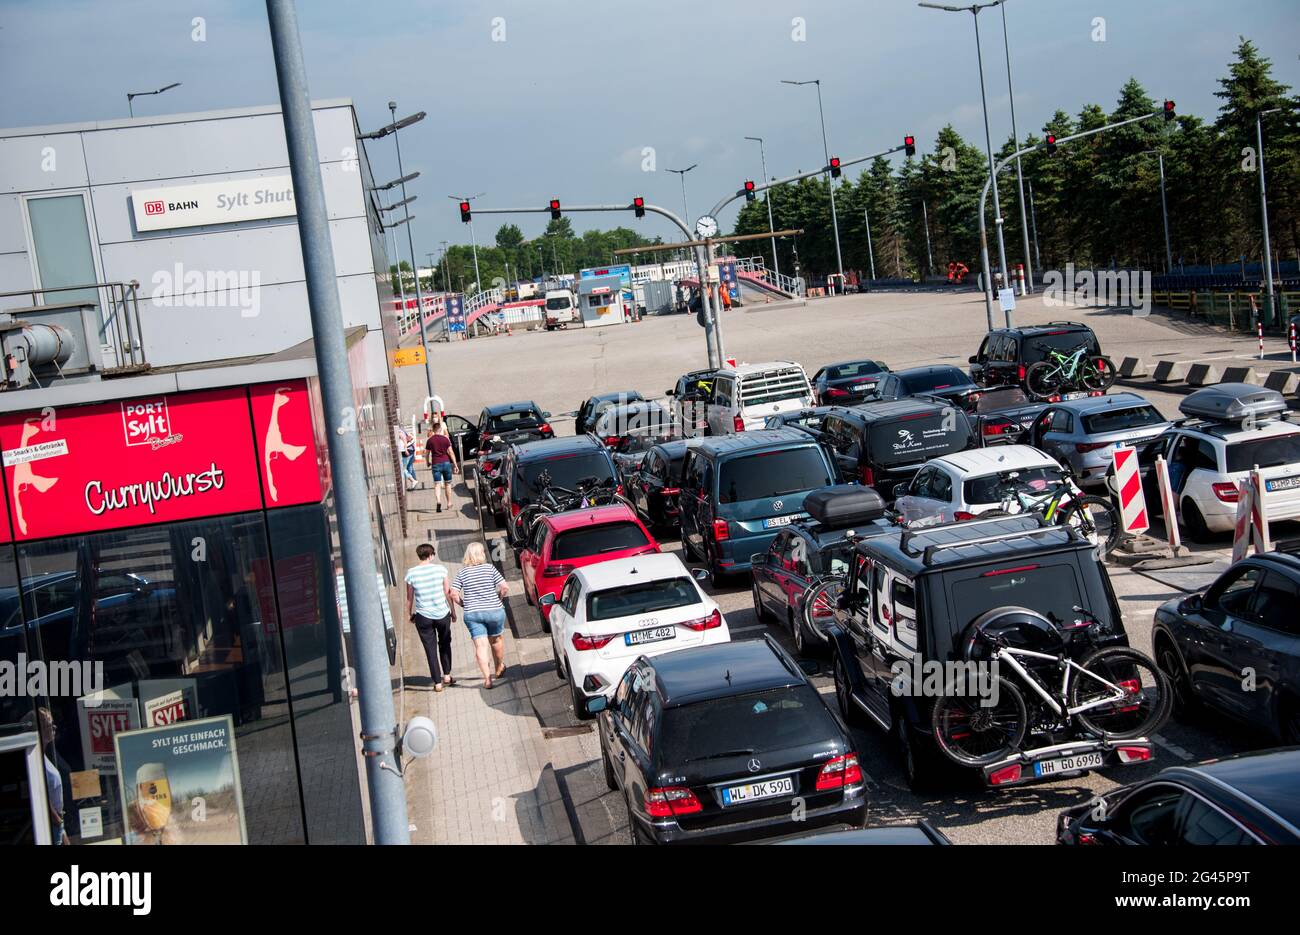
[543,288,579,330]
[705,361,815,434]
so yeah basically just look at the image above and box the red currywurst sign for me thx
[0,387,264,541]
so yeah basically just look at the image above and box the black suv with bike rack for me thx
[820,514,1165,791]
[968,321,1103,391]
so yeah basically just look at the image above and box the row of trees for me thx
[732,38,1299,282]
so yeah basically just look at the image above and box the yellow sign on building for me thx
[393,346,427,367]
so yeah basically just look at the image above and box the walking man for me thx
[425,420,459,513]
[405,542,455,692]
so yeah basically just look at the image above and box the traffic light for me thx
[1044,133,1057,155]
[744,180,756,202]
[904,135,916,157]
[459,200,471,223]
[633,196,645,218]
[549,199,561,220]
[1163,100,1176,121]
[829,156,841,179]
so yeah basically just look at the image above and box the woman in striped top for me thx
[451,542,511,688]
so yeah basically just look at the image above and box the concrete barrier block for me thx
[1263,370,1300,395]
[1118,357,1147,378]
[1152,359,1189,383]
[1186,363,1223,386]
[1220,366,1259,385]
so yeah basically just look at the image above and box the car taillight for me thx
[712,518,730,540]
[826,387,849,398]
[954,511,978,521]
[988,764,1023,786]
[815,753,863,790]
[542,563,575,579]
[540,423,552,435]
[1117,746,1152,764]
[1212,482,1239,503]
[680,608,722,631]
[1017,364,1026,382]
[733,415,745,432]
[1075,441,1110,453]
[571,632,616,651]
[603,436,620,447]
[859,465,875,486]
[644,786,702,818]
[982,420,1013,437]
[510,502,522,517]
[661,487,680,496]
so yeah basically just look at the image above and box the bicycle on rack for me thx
[512,471,629,544]
[930,605,1170,768]
[1025,344,1116,400]
[988,468,1122,555]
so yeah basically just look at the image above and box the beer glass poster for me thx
[113,715,248,845]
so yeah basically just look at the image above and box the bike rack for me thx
[979,736,1154,789]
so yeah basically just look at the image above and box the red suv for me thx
[519,504,659,631]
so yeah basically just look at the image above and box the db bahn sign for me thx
[131,175,296,231]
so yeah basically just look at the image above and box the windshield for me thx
[596,404,672,438]
[718,447,832,503]
[552,522,652,560]
[827,361,884,380]
[586,576,699,621]
[658,685,831,764]
[1226,433,1300,473]
[949,562,1086,632]
[1082,405,1166,435]
[974,387,1030,412]
[488,410,543,432]
[518,452,614,499]
[545,296,572,310]
[867,412,971,466]
[1023,331,1099,364]
[900,368,971,393]
[965,466,1065,505]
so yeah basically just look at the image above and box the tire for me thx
[895,710,946,793]
[551,634,565,679]
[1070,646,1171,740]
[930,677,1028,767]
[524,581,535,606]
[1061,494,1122,555]
[1082,355,1118,392]
[1155,639,1197,722]
[1025,361,1061,400]
[789,609,809,656]
[1182,499,1213,544]
[539,601,551,635]
[679,524,699,562]
[601,745,619,791]
[570,673,593,721]
[704,539,726,589]
[751,579,773,622]
[626,796,646,846]
[833,652,868,728]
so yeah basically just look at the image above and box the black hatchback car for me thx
[969,322,1102,390]
[811,359,890,405]
[575,390,645,435]
[619,439,692,530]
[590,636,867,845]
[1152,550,1300,744]
[871,365,983,410]
[1057,748,1300,845]
[446,400,554,474]
[502,435,619,548]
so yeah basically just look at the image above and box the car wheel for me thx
[680,524,699,562]
[705,541,728,589]
[625,795,645,846]
[569,672,592,721]
[538,602,551,635]
[601,744,619,791]
[1182,498,1213,544]
[833,653,867,727]
[552,635,565,679]
[789,609,807,656]
[895,711,941,794]
[524,581,535,607]
[752,579,772,622]
[1155,639,1197,721]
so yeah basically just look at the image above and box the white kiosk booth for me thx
[577,274,628,328]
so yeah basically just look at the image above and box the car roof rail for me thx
[1043,320,1090,329]
[900,517,1075,565]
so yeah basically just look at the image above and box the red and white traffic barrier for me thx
[1016,263,1026,296]
[1153,455,1180,552]
[1258,319,1264,360]
[1231,468,1272,561]
[1112,444,1149,537]
[1290,320,1297,364]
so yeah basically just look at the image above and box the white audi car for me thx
[542,552,730,718]
[893,444,1067,527]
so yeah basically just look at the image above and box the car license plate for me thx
[1033,751,1105,777]
[721,775,795,806]
[1266,474,1300,492]
[625,625,675,646]
[1059,390,1090,401]
[764,513,802,529]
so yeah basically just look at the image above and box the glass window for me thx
[949,563,1086,632]
[552,522,652,560]
[826,361,884,379]
[930,469,953,502]
[717,447,832,503]
[1209,567,1262,618]
[19,514,306,845]
[1022,330,1099,364]
[965,466,1064,505]
[1082,405,1166,435]
[586,578,699,621]
[899,368,970,394]
[1250,573,1300,634]
[27,194,100,313]
[517,452,614,501]
[1225,433,1300,473]
[657,685,832,764]
[1180,799,1256,845]
[1050,410,1073,433]
[1122,787,1184,845]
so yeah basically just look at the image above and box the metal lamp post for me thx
[782,79,844,283]
[1257,108,1281,325]
[997,0,1033,292]
[667,164,698,228]
[744,136,781,281]
[127,82,180,117]
[1141,150,1174,275]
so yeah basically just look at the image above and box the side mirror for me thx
[540,593,557,606]
[1178,593,1203,615]
[584,695,608,716]
[690,568,710,583]
[750,552,767,567]
[968,355,979,364]
[542,411,551,419]
[892,482,909,499]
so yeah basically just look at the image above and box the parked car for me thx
[811,359,890,405]
[620,439,693,530]
[762,405,835,435]
[919,385,1048,448]
[969,321,1102,390]
[502,435,620,548]
[575,391,645,435]
[870,365,983,410]
[822,514,1134,790]
[447,401,554,476]
[544,552,730,717]
[472,439,510,527]
[772,821,951,845]
[704,361,815,434]
[1135,384,1300,542]
[1027,391,1171,489]
[518,504,659,632]
[678,428,838,585]
[751,486,893,655]
[591,400,674,450]
[818,399,975,501]
[1057,748,1300,845]
[1152,550,1300,742]
[664,368,717,435]
[591,636,867,844]
[893,444,1066,527]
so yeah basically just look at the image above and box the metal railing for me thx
[0,280,147,373]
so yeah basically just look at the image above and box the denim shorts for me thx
[464,608,506,639]
[430,460,452,483]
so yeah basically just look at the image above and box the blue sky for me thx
[2,0,1297,252]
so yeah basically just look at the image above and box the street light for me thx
[782,79,844,283]
[1257,108,1281,325]
[920,1,1011,294]
[997,1,1033,293]
[1141,150,1174,275]
[744,136,781,282]
[667,164,698,228]
[127,82,181,118]
[449,192,486,290]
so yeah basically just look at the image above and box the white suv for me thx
[705,361,814,433]
[894,444,1066,527]
[542,552,730,717]
[1141,384,1300,542]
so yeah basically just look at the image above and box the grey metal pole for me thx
[864,209,877,281]
[1256,110,1277,325]
[814,82,845,283]
[1027,179,1042,272]
[265,0,409,845]
[680,174,690,227]
[440,240,451,292]
[973,11,1010,296]
[922,200,934,277]
[469,218,482,291]
[1000,1,1033,293]
[747,136,781,281]
[1157,153,1173,275]
[389,102,434,404]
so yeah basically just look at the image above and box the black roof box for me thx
[1180,383,1288,425]
[804,485,887,530]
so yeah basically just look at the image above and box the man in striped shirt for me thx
[405,543,454,691]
